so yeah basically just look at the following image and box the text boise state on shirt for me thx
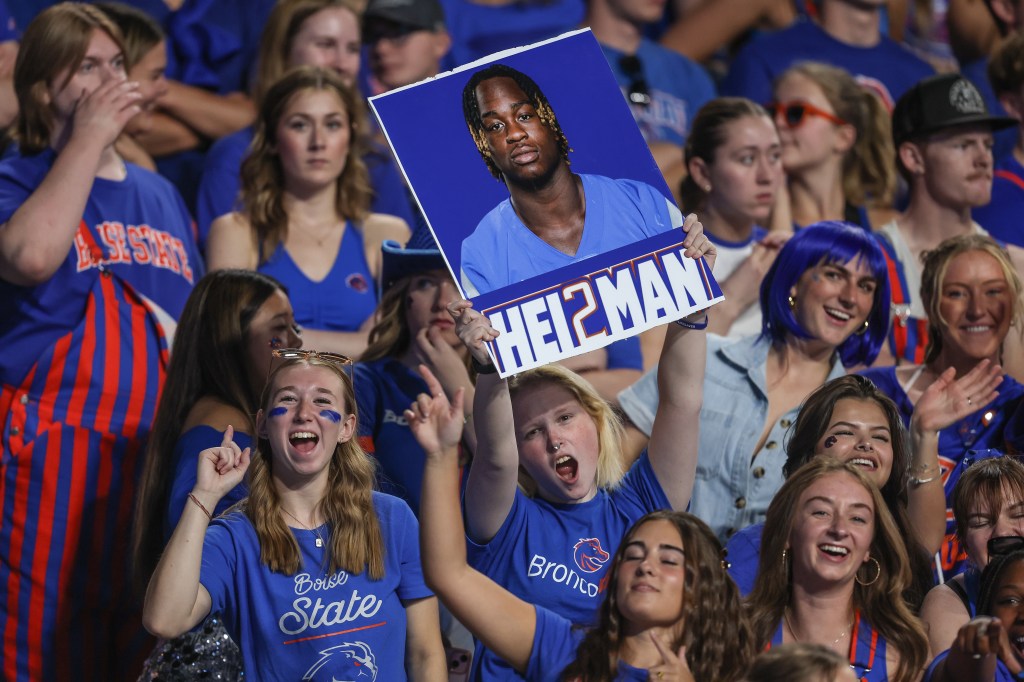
[74,221,195,284]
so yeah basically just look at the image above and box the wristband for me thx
[675,313,709,330]
[188,492,213,520]
[471,356,498,374]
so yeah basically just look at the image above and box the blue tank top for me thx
[770,611,888,681]
[258,222,377,332]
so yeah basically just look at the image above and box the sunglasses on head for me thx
[267,348,355,385]
[768,101,849,129]
[619,55,651,108]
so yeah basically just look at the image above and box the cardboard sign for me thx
[370,29,722,376]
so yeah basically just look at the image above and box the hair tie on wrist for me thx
[471,356,497,374]
[188,493,213,520]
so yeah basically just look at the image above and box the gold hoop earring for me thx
[856,319,869,335]
[855,557,880,586]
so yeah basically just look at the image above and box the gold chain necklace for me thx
[784,608,852,649]
[281,508,326,548]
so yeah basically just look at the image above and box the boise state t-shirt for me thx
[467,451,670,680]
[200,492,431,681]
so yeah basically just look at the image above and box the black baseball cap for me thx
[892,73,1016,146]
[363,0,445,34]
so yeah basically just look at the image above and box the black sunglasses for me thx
[619,55,650,108]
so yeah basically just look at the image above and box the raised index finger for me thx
[417,364,445,398]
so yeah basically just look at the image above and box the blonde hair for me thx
[246,357,384,578]
[14,3,125,154]
[920,234,1024,364]
[778,62,897,208]
[241,66,372,265]
[253,0,361,105]
[507,364,625,494]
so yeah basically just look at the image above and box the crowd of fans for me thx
[2,0,1024,680]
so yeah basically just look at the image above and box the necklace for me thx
[784,608,852,649]
[295,221,341,248]
[281,508,326,548]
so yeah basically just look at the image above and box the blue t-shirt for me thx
[440,0,583,68]
[0,149,201,389]
[600,39,716,148]
[460,174,679,296]
[200,492,431,681]
[196,127,417,252]
[973,154,1024,248]
[354,358,431,514]
[722,19,934,110]
[526,606,647,682]
[258,222,377,333]
[467,451,670,681]
[166,425,251,540]
[960,57,1018,163]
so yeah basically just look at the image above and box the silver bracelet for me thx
[908,468,941,486]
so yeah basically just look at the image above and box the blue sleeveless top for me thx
[770,611,888,681]
[258,222,377,332]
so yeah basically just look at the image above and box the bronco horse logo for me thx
[573,537,610,573]
[302,641,378,681]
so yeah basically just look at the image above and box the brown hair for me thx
[746,457,929,682]
[507,365,625,494]
[952,456,1024,555]
[93,2,163,70]
[14,3,125,154]
[782,375,933,609]
[745,642,849,682]
[920,234,1024,364]
[680,97,771,212]
[253,0,361,105]
[241,66,372,265]
[246,357,384,578]
[988,31,1024,96]
[561,511,756,681]
[132,270,289,595]
[777,62,897,208]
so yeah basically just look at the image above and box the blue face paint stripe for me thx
[320,410,342,423]
[268,406,287,418]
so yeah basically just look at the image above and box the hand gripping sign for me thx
[370,29,722,376]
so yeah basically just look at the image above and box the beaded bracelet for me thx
[188,492,213,520]
[675,313,709,331]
